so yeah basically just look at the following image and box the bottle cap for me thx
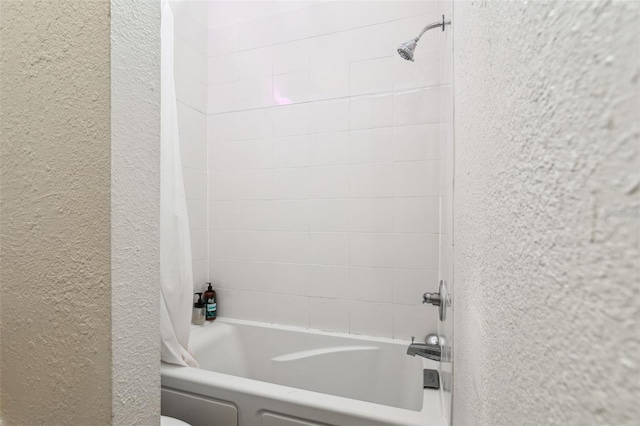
[194,292,204,308]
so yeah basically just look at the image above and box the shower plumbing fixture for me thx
[397,14,451,62]
[423,280,447,321]
[406,336,441,361]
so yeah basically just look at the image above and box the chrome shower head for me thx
[397,39,417,62]
[397,15,451,62]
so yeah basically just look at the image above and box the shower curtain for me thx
[160,0,198,367]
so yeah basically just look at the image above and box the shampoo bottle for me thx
[192,292,205,325]
[203,283,217,321]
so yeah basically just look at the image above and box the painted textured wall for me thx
[111,0,161,424]
[452,1,639,425]
[0,0,111,424]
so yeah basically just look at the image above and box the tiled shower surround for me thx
[176,0,448,340]
[172,0,209,285]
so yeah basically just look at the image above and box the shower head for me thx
[397,15,451,62]
[397,39,418,62]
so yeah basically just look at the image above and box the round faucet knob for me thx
[425,334,439,345]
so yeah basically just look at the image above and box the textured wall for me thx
[0,0,111,424]
[111,0,161,424]
[453,1,639,425]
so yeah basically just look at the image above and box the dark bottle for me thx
[203,283,217,321]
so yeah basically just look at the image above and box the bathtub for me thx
[161,318,445,426]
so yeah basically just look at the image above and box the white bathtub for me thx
[161,318,445,426]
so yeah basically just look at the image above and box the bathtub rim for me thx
[190,317,423,347]
[161,317,445,426]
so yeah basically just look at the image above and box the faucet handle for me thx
[411,336,415,344]
[425,334,439,345]
[422,292,441,306]
[422,280,447,322]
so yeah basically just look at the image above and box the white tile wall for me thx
[199,0,448,340]
[172,0,209,288]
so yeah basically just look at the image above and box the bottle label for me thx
[206,302,217,319]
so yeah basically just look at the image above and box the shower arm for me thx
[414,15,451,42]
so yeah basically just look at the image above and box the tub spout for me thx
[406,342,441,361]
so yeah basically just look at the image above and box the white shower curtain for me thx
[160,0,198,367]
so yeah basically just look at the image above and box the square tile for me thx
[349,127,394,164]
[237,46,272,80]
[310,63,350,101]
[273,168,309,199]
[236,231,274,262]
[349,301,393,338]
[238,15,275,51]
[393,124,439,161]
[271,294,310,328]
[237,291,271,323]
[235,169,273,199]
[273,71,310,104]
[236,77,273,110]
[271,103,310,136]
[208,112,239,143]
[349,233,394,268]
[236,108,272,140]
[271,200,310,232]
[273,135,310,168]
[349,198,394,233]
[349,267,393,302]
[350,57,393,96]
[210,200,238,230]
[309,199,350,232]
[309,32,349,68]
[392,233,439,270]
[392,160,439,197]
[208,53,239,85]
[208,24,238,57]
[309,232,350,266]
[350,93,393,130]
[310,99,350,134]
[272,263,310,295]
[309,166,350,199]
[309,132,350,166]
[348,22,394,62]
[237,200,273,231]
[272,39,310,75]
[271,232,310,264]
[235,261,274,293]
[393,197,439,233]
[393,87,440,126]
[309,298,350,332]
[210,230,238,260]
[308,265,350,299]
[236,138,273,170]
[349,163,393,198]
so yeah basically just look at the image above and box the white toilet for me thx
[161,415,191,426]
